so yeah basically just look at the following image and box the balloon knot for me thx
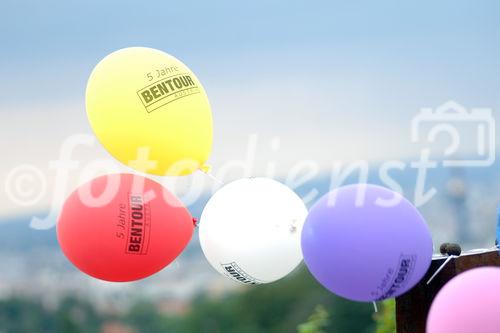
[192,218,198,227]
[200,164,212,174]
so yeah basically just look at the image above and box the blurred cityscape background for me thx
[1,1,499,332]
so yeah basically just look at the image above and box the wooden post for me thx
[395,250,500,333]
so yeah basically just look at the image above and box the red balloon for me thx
[57,173,194,282]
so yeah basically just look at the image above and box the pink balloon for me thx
[427,267,500,333]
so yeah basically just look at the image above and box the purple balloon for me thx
[301,184,433,302]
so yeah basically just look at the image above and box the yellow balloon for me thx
[86,47,213,176]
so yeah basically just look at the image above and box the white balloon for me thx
[199,178,307,285]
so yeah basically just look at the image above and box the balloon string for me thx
[426,255,456,285]
[426,244,500,285]
[198,168,224,185]
[372,301,378,313]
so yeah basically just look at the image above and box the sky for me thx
[1,0,499,217]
